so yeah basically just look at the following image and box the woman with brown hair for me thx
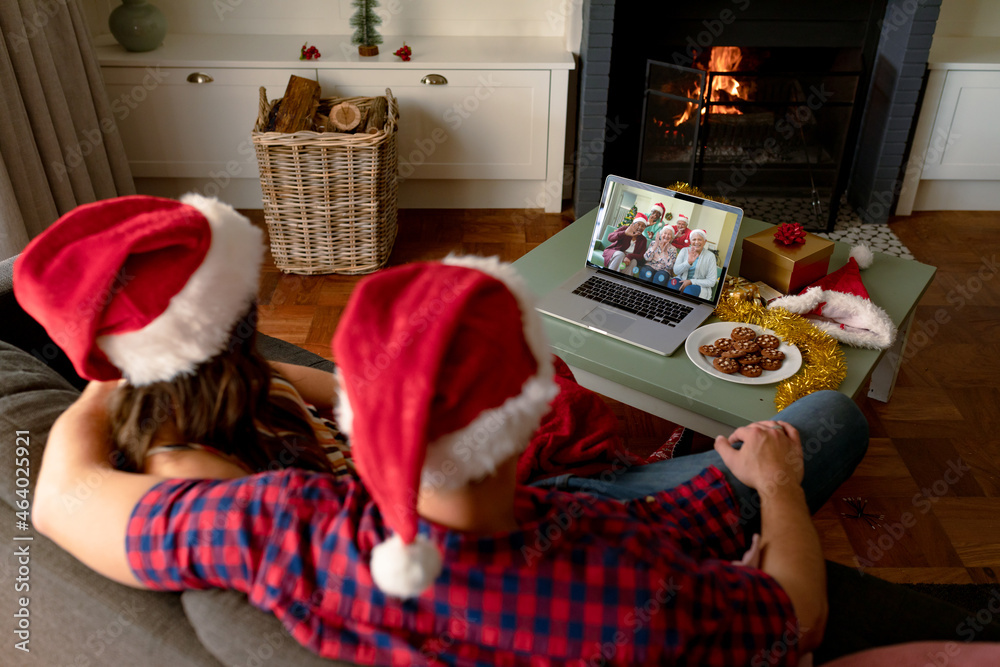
[14,193,349,481]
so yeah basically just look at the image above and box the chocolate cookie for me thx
[761,348,785,360]
[699,344,721,357]
[739,353,762,366]
[740,364,763,377]
[731,340,760,355]
[757,334,781,350]
[761,357,784,371]
[731,326,757,342]
[720,346,747,359]
[713,357,740,374]
[713,338,734,351]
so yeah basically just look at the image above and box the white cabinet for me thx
[318,69,550,181]
[95,34,574,210]
[102,67,316,180]
[897,37,1000,213]
[917,70,1000,181]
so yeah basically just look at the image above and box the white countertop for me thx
[95,33,575,70]
[929,36,1000,70]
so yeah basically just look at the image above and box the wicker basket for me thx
[252,87,399,275]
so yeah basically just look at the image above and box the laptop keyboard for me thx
[572,276,694,326]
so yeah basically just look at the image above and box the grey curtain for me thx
[0,0,134,260]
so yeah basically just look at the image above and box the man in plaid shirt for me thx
[34,257,870,665]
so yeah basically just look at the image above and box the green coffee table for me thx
[513,209,937,435]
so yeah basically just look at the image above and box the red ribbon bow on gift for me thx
[773,223,807,246]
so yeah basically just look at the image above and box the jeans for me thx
[531,390,870,535]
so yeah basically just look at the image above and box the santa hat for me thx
[632,212,649,224]
[677,213,689,224]
[768,244,896,349]
[332,255,559,599]
[689,228,707,241]
[649,202,666,218]
[13,194,263,385]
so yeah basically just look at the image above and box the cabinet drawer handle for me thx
[420,74,448,85]
[186,72,214,84]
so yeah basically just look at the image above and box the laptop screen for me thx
[586,176,743,307]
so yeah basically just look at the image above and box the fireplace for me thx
[573,0,940,229]
[637,45,865,228]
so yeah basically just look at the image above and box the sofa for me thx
[0,254,350,666]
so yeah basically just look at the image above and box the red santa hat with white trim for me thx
[768,244,897,350]
[331,255,559,599]
[649,202,666,219]
[13,194,263,385]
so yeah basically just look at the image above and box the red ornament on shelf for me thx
[300,43,321,60]
[393,42,412,61]
[773,223,807,247]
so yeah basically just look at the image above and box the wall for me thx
[935,0,1000,36]
[81,0,579,40]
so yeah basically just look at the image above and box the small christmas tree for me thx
[351,0,383,56]
[619,205,638,227]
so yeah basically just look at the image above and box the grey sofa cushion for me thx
[183,590,354,666]
[0,341,221,666]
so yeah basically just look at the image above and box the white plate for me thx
[684,322,802,385]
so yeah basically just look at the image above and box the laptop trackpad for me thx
[583,307,635,333]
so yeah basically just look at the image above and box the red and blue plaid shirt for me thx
[126,466,800,666]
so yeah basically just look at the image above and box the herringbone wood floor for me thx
[250,207,1000,586]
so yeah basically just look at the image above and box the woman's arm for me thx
[32,381,167,588]
[268,361,335,411]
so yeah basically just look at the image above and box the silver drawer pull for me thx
[420,74,448,85]
[186,72,214,84]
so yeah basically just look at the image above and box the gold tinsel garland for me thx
[713,299,848,410]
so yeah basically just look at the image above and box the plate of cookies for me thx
[684,322,802,385]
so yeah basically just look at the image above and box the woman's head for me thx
[689,229,708,250]
[627,213,649,235]
[657,225,676,244]
[110,305,335,475]
[16,194,333,475]
[648,202,665,224]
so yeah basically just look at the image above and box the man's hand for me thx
[715,419,827,652]
[714,420,804,494]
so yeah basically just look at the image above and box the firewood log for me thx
[273,75,321,133]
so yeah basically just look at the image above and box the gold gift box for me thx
[740,228,834,294]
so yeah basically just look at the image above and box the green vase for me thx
[109,0,167,53]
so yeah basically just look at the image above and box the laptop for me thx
[536,175,743,356]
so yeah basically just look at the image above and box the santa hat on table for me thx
[649,202,666,219]
[332,255,559,599]
[14,194,263,385]
[768,244,897,350]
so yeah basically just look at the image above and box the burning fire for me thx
[670,46,748,127]
[706,46,744,115]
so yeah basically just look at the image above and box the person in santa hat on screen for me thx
[29,204,890,663]
[602,212,649,272]
[671,211,693,250]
